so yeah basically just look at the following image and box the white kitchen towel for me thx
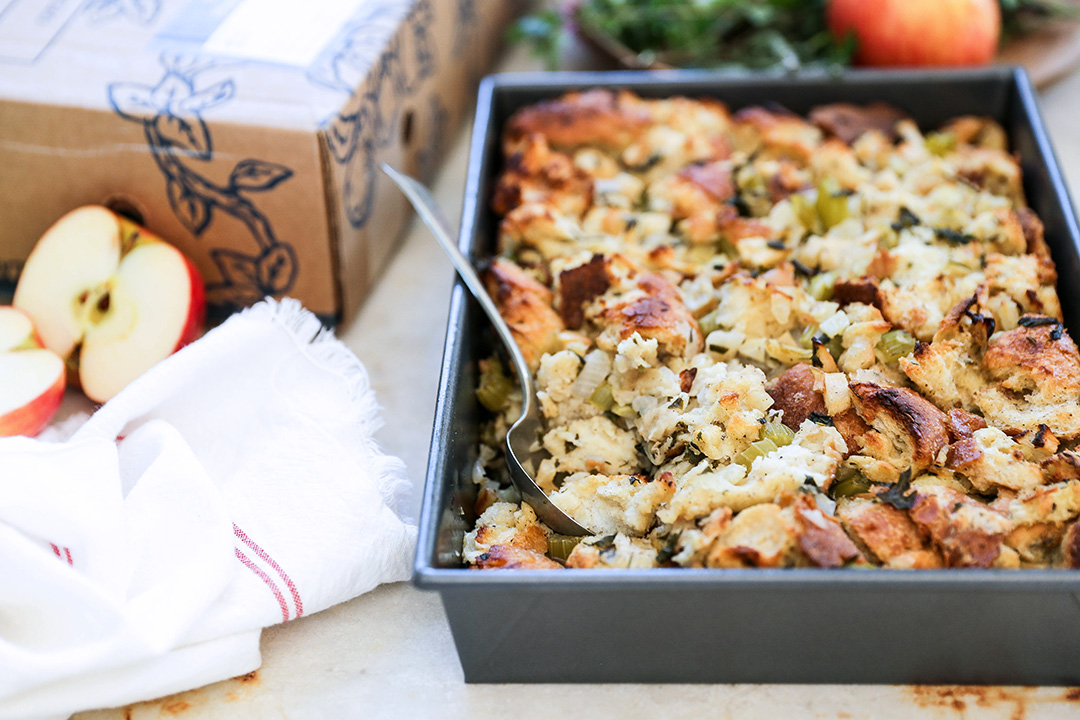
[0,299,417,720]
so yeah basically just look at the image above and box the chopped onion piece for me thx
[571,349,612,399]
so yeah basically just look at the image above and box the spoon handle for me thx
[383,164,591,536]
[380,165,534,400]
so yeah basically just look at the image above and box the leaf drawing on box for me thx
[321,0,437,229]
[85,0,160,25]
[309,1,412,95]
[107,56,298,312]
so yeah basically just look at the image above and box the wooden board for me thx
[999,10,1080,87]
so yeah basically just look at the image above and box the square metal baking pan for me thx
[414,67,1080,684]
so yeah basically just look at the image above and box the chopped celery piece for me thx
[476,356,513,412]
[876,329,917,363]
[826,334,845,362]
[879,227,899,250]
[590,382,615,412]
[798,325,818,350]
[760,421,795,447]
[716,236,738,257]
[790,193,817,230]
[699,308,723,336]
[735,438,780,470]
[816,177,850,230]
[925,131,956,157]
[831,465,872,498]
[547,534,582,562]
[611,403,637,418]
[807,271,836,301]
[812,332,844,363]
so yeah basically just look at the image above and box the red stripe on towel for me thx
[50,544,60,558]
[234,547,289,623]
[233,523,304,618]
[62,547,72,565]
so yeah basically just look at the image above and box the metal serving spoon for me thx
[382,165,591,536]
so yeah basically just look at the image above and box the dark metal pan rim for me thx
[415,565,1080,589]
[481,65,1020,88]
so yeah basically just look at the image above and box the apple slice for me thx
[13,206,205,403]
[0,306,66,437]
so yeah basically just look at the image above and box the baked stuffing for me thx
[465,89,1080,570]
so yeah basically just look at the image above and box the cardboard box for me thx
[0,0,520,323]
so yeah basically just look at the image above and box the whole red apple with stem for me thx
[14,206,205,403]
[0,306,66,437]
[827,0,1001,67]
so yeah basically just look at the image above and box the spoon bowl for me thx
[381,165,591,536]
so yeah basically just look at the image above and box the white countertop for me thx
[77,42,1080,720]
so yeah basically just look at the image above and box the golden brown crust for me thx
[651,161,737,226]
[981,252,1061,320]
[1007,522,1065,565]
[850,383,950,472]
[679,367,697,395]
[1016,206,1051,257]
[767,363,826,430]
[705,503,798,568]
[944,409,988,442]
[1007,481,1080,532]
[953,146,1025,205]
[557,254,611,329]
[832,410,872,457]
[833,277,881,308]
[794,494,863,567]
[982,320,1080,403]
[945,437,983,471]
[680,203,778,245]
[731,105,822,161]
[1062,522,1080,568]
[1042,451,1080,483]
[942,116,1009,150]
[599,273,703,358]
[473,544,563,570]
[944,428,1043,493]
[909,485,1008,568]
[504,89,651,153]
[492,134,594,217]
[486,259,565,371]
[1032,424,1060,454]
[679,160,736,205]
[837,498,937,566]
[808,102,910,145]
[764,158,810,201]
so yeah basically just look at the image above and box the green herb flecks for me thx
[511,0,854,72]
[877,469,917,511]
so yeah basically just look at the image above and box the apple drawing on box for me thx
[13,206,206,405]
[0,307,66,437]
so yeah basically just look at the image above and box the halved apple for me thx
[14,206,205,403]
[0,306,66,437]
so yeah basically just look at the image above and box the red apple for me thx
[827,0,1001,67]
[0,306,66,437]
[13,206,205,403]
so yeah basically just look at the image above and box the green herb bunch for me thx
[511,0,1080,71]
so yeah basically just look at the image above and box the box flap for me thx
[0,0,415,131]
